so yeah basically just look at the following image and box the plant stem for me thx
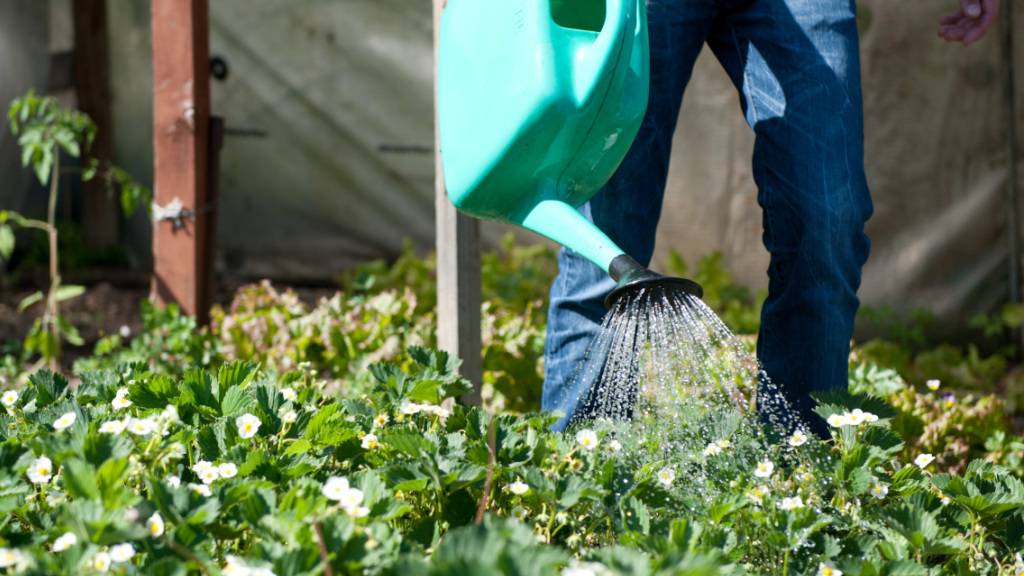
[46,153,61,371]
[313,521,335,576]
[474,413,497,524]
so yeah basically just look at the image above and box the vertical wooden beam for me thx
[150,0,212,324]
[73,0,118,248]
[434,0,483,402]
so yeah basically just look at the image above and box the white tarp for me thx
[0,1,50,219]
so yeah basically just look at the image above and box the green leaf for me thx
[220,386,256,418]
[54,285,86,302]
[17,291,43,312]
[29,370,70,408]
[128,374,179,409]
[62,459,100,500]
[0,224,13,260]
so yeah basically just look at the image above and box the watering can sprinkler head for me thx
[605,254,704,310]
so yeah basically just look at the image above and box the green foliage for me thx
[0,348,1022,574]
[4,91,150,369]
[0,243,1022,574]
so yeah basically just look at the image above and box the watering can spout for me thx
[573,0,637,105]
[521,199,625,273]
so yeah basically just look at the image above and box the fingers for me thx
[938,15,969,42]
[962,10,997,45]
[939,0,1000,46]
[939,12,963,25]
[959,0,982,18]
[939,24,968,42]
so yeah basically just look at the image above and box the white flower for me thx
[788,430,809,447]
[92,551,112,572]
[112,387,133,410]
[147,512,165,537]
[109,542,134,563]
[322,476,365,516]
[52,531,77,552]
[846,409,867,426]
[165,475,181,488]
[817,562,843,576]
[575,429,599,451]
[322,476,353,501]
[607,439,622,453]
[218,462,238,479]
[863,411,879,423]
[119,325,132,339]
[361,433,380,450]
[223,556,248,576]
[870,483,889,500]
[189,483,212,497]
[399,402,422,415]
[914,453,935,469]
[373,413,389,428]
[127,417,155,436]
[0,548,22,569]
[657,467,675,487]
[53,411,77,431]
[339,486,365,511]
[199,466,220,485]
[926,379,941,391]
[346,505,370,518]
[563,563,607,576]
[192,460,214,475]
[778,496,804,510]
[280,388,297,402]
[827,413,849,428]
[236,413,261,439]
[422,403,452,419]
[281,410,298,424]
[754,460,774,479]
[509,480,530,495]
[747,485,770,504]
[27,456,54,484]
[703,442,723,456]
[99,419,127,434]
[161,404,179,423]
[1,390,17,408]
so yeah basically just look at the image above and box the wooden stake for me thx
[434,0,483,402]
[150,0,212,324]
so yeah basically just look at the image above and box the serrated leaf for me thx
[220,386,256,418]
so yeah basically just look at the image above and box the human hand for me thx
[938,0,1000,46]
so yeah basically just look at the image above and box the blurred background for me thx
[1,0,1022,343]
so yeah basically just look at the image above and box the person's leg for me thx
[543,0,718,431]
[706,0,873,436]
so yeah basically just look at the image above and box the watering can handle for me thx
[574,0,636,105]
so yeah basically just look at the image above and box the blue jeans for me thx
[543,0,873,436]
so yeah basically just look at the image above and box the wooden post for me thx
[73,0,118,249]
[434,0,483,402]
[150,0,212,324]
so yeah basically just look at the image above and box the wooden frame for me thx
[434,0,483,401]
[150,0,213,324]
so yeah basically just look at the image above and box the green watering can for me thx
[439,0,701,307]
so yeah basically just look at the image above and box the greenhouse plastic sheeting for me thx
[104,1,1024,334]
[0,1,50,220]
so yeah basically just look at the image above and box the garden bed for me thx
[1,243,1023,575]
